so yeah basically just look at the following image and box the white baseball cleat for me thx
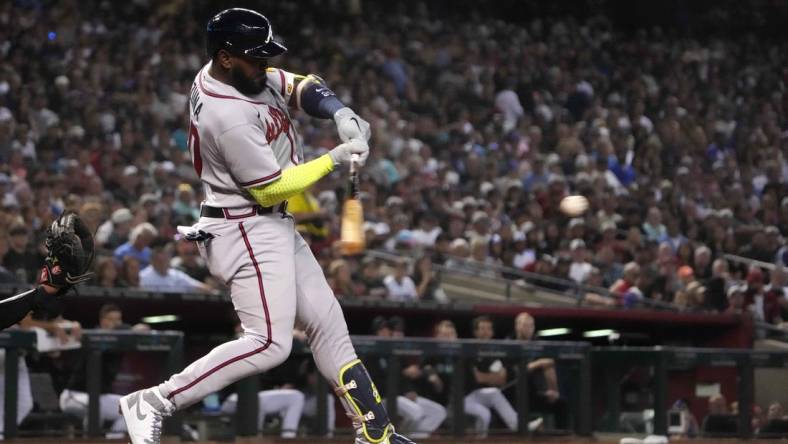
[119,388,175,444]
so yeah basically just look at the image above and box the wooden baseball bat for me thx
[340,154,365,255]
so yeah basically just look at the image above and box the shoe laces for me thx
[150,417,163,443]
[149,405,174,444]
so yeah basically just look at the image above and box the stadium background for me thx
[0,0,787,442]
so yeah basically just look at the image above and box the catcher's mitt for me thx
[39,211,95,289]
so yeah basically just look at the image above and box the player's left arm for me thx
[270,69,370,161]
[0,285,60,330]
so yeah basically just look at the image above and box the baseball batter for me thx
[119,8,414,444]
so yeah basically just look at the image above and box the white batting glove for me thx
[329,139,369,167]
[334,107,371,143]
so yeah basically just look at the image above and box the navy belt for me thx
[200,202,287,219]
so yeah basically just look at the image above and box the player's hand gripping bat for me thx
[340,154,365,255]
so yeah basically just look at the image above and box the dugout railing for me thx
[266,341,788,440]
[230,337,592,438]
[1,329,35,439]
[1,329,184,439]
[5,332,788,439]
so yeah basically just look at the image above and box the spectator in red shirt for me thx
[609,262,642,306]
[744,267,781,324]
[677,265,695,290]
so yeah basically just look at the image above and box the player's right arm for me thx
[292,74,371,150]
[218,123,368,208]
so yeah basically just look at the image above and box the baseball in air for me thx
[559,195,589,217]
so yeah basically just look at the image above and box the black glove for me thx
[39,211,95,290]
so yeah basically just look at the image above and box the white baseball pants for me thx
[464,387,518,436]
[221,388,304,437]
[302,393,335,436]
[158,213,357,409]
[387,395,447,438]
[59,389,126,433]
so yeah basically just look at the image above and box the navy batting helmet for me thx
[206,8,287,59]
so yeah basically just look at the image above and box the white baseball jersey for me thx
[188,62,302,208]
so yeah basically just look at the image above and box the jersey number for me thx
[188,121,202,177]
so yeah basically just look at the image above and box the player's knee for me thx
[248,336,292,371]
[434,404,448,422]
[464,399,487,418]
[412,402,425,420]
[18,394,33,418]
[465,400,482,414]
[269,336,293,367]
[290,390,305,407]
[400,398,424,421]
[475,407,491,425]
[222,394,238,414]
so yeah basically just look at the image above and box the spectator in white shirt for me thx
[494,81,524,132]
[383,259,418,302]
[95,208,134,250]
[568,239,593,284]
[512,230,536,269]
[469,237,500,278]
[139,240,212,294]
[466,211,492,246]
[411,213,442,248]
[445,238,471,269]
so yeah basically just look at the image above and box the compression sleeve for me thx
[248,154,335,207]
[0,287,43,329]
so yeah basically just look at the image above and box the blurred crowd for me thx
[0,0,786,321]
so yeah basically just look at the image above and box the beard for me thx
[230,65,267,96]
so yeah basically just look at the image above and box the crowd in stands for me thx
[0,0,786,324]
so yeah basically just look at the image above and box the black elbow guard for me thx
[297,76,345,119]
